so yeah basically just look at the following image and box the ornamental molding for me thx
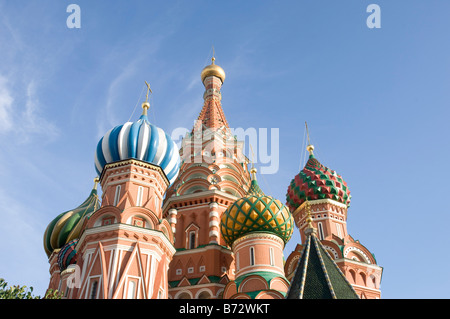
[343,246,372,264]
[77,223,176,256]
[162,189,238,213]
[173,243,232,256]
[101,159,169,186]
[323,245,339,259]
[232,232,284,250]
[335,258,382,271]
[293,198,348,217]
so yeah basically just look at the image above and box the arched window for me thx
[269,247,274,266]
[318,222,325,240]
[113,185,121,206]
[250,247,255,266]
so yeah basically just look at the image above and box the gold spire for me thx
[305,121,314,156]
[142,81,152,115]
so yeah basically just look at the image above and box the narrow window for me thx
[126,280,136,299]
[318,222,324,240]
[90,280,98,299]
[113,185,121,206]
[336,222,342,238]
[236,252,240,271]
[250,247,255,266]
[269,247,274,266]
[136,186,144,206]
[154,195,159,209]
[189,231,196,249]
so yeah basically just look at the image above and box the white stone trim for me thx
[343,247,371,264]
[209,220,219,227]
[209,230,219,237]
[209,211,219,218]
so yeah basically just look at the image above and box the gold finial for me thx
[305,121,314,156]
[250,167,257,180]
[212,45,215,64]
[93,177,100,190]
[142,81,152,115]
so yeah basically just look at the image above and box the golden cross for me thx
[145,81,152,102]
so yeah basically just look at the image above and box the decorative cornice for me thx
[173,243,232,256]
[292,198,348,217]
[162,189,238,214]
[77,223,176,256]
[101,159,169,186]
[231,232,284,251]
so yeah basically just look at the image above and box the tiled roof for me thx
[286,230,358,299]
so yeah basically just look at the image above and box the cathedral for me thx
[43,57,383,299]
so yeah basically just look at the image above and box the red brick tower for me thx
[284,142,383,299]
[162,58,253,299]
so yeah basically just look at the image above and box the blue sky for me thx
[0,0,449,299]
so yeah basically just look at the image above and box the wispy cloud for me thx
[0,76,59,144]
[0,76,14,133]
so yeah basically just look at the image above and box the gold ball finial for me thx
[141,101,150,115]
[250,167,257,180]
[306,144,314,155]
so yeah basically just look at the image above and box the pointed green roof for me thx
[286,231,358,299]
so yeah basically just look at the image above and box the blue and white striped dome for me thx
[94,113,181,185]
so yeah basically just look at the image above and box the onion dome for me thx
[43,179,100,258]
[220,168,294,247]
[94,96,181,186]
[286,145,351,212]
[57,239,78,271]
[201,57,226,83]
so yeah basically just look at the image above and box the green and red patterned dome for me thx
[220,168,294,247]
[286,145,351,212]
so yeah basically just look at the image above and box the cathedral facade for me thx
[43,57,383,299]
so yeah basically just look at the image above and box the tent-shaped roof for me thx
[286,229,358,299]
